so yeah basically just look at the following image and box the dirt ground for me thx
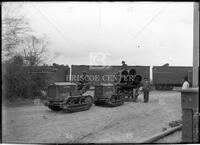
[2,91,182,143]
[155,131,182,143]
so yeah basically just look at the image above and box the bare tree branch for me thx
[2,3,52,65]
[2,3,31,60]
[20,35,49,66]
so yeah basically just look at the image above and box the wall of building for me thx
[71,65,150,86]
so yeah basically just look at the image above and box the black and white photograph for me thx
[1,1,199,143]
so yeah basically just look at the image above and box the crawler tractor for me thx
[44,82,93,112]
[94,69,142,106]
[94,83,124,107]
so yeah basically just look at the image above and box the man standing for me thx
[142,78,151,103]
[121,60,128,70]
[182,76,190,89]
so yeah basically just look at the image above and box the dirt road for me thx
[2,91,182,143]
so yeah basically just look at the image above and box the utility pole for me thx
[193,2,199,87]
[180,2,199,143]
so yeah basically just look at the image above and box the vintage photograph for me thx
[1,1,199,143]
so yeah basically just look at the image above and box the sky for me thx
[3,2,194,67]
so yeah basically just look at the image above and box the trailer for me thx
[71,65,150,86]
[152,66,192,90]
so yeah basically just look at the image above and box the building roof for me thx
[52,82,77,86]
[99,83,114,86]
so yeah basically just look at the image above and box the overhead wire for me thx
[31,3,72,42]
[30,3,90,65]
[30,3,89,51]
[132,2,170,40]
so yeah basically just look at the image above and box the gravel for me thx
[2,90,182,143]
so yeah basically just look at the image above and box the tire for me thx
[48,106,62,111]
[108,95,124,107]
[84,95,93,108]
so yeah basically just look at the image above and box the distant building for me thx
[27,65,70,85]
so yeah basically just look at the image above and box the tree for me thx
[3,53,51,100]
[3,55,28,100]
[2,3,54,101]
[2,3,31,60]
[22,35,49,66]
[2,3,46,101]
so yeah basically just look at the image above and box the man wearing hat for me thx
[121,60,128,70]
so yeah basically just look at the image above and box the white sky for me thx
[4,2,194,67]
